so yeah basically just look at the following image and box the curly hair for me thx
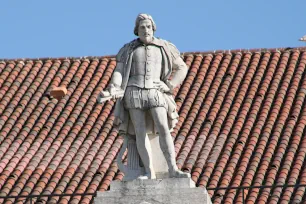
[134,13,156,36]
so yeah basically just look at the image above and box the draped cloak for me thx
[113,38,187,136]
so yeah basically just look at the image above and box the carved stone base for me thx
[94,178,212,204]
[118,134,170,181]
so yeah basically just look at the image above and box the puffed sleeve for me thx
[116,44,127,63]
[110,44,127,88]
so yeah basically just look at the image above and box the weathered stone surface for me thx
[94,178,212,204]
[111,177,195,190]
[97,13,190,180]
[149,134,169,179]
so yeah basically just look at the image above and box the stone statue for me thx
[98,13,190,180]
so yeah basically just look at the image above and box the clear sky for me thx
[1,0,306,59]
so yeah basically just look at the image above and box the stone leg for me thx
[129,109,156,179]
[150,107,190,178]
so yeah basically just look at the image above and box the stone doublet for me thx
[128,44,162,88]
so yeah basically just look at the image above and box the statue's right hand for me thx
[97,84,123,103]
[108,84,120,99]
[108,84,115,94]
[107,84,124,100]
[97,89,110,104]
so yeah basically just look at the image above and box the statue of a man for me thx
[100,14,190,179]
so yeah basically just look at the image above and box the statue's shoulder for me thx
[116,39,138,62]
[157,38,181,59]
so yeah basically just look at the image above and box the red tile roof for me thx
[0,47,306,203]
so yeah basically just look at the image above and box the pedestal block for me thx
[94,178,212,204]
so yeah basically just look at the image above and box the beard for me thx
[139,35,153,44]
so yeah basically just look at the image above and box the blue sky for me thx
[1,0,305,59]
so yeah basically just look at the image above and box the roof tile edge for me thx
[1,46,306,61]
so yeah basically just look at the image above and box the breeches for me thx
[123,86,167,110]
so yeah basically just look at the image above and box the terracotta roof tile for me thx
[1,47,306,203]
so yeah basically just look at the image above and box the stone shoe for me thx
[137,175,149,180]
[136,173,156,180]
[169,170,191,178]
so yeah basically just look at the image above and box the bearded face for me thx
[138,19,154,44]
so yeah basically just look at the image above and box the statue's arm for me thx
[97,46,126,103]
[110,62,123,89]
[166,43,188,90]
[110,44,127,89]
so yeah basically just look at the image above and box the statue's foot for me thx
[169,170,191,178]
[137,173,156,180]
[137,175,149,180]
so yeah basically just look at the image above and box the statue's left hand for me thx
[154,81,170,93]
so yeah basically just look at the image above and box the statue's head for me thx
[134,13,156,44]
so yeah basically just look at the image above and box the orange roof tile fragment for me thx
[50,86,68,100]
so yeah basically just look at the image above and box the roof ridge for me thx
[1,46,306,62]
[182,46,306,56]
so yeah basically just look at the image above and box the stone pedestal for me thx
[94,178,212,204]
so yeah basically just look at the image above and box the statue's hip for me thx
[123,86,167,110]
